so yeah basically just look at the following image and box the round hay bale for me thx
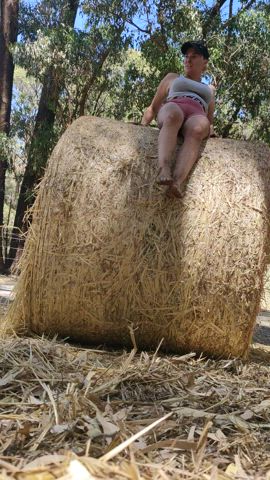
[6,116,270,358]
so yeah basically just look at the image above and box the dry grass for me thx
[260,266,270,311]
[0,334,270,479]
[6,116,270,358]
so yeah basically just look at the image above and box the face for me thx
[183,47,208,77]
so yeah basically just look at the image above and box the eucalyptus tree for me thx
[211,6,270,139]
[7,0,80,267]
[0,0,19,270]
[7,0,142,268]
[0,0,19,134]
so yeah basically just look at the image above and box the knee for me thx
[163,110,182,128]
[187,122,209,140]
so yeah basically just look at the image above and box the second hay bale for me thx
[7,116,270,357]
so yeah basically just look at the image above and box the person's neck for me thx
[185,73,202,82]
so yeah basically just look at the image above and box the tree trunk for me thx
[201,0,227,38]
[6,0,79,270]
[0,0,19,272]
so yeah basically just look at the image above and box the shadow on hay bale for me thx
[5,116,270,358]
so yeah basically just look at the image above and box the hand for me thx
[209,125,217,138]
[141,106,155,126]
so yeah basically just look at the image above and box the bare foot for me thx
[157,167,173,186]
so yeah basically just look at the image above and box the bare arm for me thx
[207,85,215,136]
[141,73,178,126]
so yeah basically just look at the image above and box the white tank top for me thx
[167,75,212,112]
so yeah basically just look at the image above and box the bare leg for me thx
[169,115,210,196]
[157,103,184,183]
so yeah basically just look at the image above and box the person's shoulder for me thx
[160,72,178,88]
[168,72,179,78]
[163,72,179,81]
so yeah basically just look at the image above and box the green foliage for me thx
[12,66,39,144]
[78,49,159,123]
[0,133,12,165]
[0,133,21,219]
[14,0,270,144]
[19,0,79,40]
[0,133,20,175]
[209,8,270,139]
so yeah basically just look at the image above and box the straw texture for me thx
[6,116,270,357]
[0,335,270,479]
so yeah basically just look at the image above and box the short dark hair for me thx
[181,41,210,60]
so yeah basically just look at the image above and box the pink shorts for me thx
[167,97,206,120]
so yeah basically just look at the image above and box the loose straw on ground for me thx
[0,336,269,478]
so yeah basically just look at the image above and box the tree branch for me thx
[126,18,151,35]
[202,0,228,37]
[222,0,257,30]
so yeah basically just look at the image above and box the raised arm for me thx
[141,73,178,126]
